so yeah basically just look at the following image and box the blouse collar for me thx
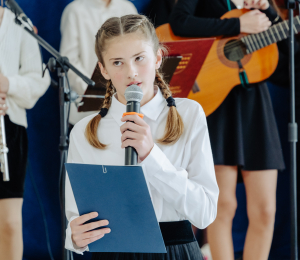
[109,86,166,126]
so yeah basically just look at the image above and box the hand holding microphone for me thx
[121,113,154,163]
[121,85,154,164]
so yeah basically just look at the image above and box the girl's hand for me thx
[70,212,111,248]
[0,93,8,116]
[120,114,154,162]
[240,10,271,33]
[244,0,269,10]
[0,74,9,94]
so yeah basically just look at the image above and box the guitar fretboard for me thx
[240,16,300,54]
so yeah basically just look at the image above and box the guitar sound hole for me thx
[224,40,247,62]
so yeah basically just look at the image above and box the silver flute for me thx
[0,115,9,181]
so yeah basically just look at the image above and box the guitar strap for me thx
[226,0,250,89]
[237,60,250,90]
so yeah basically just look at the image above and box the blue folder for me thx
[65,163,166,253]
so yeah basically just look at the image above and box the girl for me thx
[169,0,285,259]
[65,14,219,260]
[0,5,50,260]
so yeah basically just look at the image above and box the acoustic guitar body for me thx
[156,9,279,116]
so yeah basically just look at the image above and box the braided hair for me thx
[85,14,184,149]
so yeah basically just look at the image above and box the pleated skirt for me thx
[91,221,203,260]
[207,83,285,171]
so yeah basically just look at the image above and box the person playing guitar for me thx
[169,1,285,259]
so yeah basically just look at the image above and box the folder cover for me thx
[65,163,166,253]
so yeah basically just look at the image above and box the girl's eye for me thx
[136,56,144,62]
[114,61,122,66]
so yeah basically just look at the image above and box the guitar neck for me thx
[241,16,300,54]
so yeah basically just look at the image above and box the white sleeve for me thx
[140,112,219,229]
[65,133,89,254]
[59,7,90,95]
[7,31,50,109]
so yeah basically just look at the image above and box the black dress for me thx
[169,0,285,171]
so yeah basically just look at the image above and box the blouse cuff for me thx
[140,144,175,180]
[65,216,89,255]
[7,76,18,97]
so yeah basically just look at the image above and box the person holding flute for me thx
[0,5,50,260]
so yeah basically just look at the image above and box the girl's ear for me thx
[98,62,111,80]
[155,49,163,70]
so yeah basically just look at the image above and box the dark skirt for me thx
[0,115,28,199]
[91,221,203,260]
[207,83,285,171]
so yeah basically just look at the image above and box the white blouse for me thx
[1,8,50,128]
[65,88,219,254]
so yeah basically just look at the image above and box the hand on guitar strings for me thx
[240,9,272,34]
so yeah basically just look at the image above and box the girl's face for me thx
[99,33,162,106]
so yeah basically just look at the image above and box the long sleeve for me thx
[169,0,240,37]
[6,30,50,109]
[140,109,219,229]
[60,7,90,96]
[65,133,89,254]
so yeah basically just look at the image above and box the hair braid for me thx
[155,71,184,145]
[85,80,115,149]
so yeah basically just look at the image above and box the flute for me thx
[0,115,9,181]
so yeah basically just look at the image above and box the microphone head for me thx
[124,85,143,102]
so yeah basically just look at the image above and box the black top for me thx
[145,0,176,28]
[169,0,279,37]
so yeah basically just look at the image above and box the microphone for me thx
[5,0,29,23]
[124,84,143,166]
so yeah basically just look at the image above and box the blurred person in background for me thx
[60,0,137,127]
[169,0,287,259]
[0,5,50,260]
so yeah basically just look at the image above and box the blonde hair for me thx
[85,14,184,149]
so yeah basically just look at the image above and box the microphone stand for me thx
[286,0,298,259]
[12,16,95,260]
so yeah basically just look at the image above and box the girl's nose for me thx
[127,64,138,79]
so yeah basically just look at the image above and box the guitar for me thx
[156,9,300,116]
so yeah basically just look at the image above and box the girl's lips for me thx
[127,82,142,87]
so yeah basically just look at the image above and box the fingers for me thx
[121,139,140,149]
[0,103,8,116]
[70,214,111,248]
[82,234,105,246]
[71,212,98,226]
[121,114,146,126]
[249,9,262,15]
[80,227,111,240]
[120,121,142,135]
[79,219,109,233]
[76,234,105,248]
[121,130,142,143]
[244,0,269,9]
